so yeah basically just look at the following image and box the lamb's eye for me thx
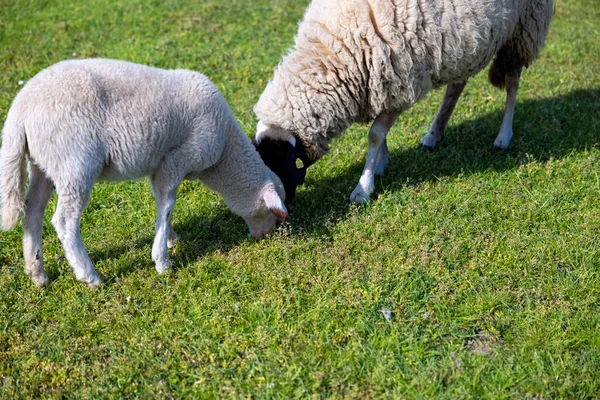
[295,158,304,169]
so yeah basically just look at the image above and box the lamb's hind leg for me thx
[52,181,102,286]
[150,163,183,274]
[420,80,467,151]
[350,112,399,203]
[493,65,523,152]
[22,164,54,286]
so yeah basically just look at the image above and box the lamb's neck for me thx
[200,124,266,212]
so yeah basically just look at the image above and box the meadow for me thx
[1,0,599,397]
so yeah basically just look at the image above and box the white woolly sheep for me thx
[253,0,553,203]
[0,58,287,287]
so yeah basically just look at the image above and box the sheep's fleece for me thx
[0,58,287,286]
[254,0,553,201]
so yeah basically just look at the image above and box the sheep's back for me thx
[296,0,525,116]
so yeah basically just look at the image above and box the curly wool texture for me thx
[254,0,553,160]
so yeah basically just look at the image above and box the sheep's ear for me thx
[263,187,288,222]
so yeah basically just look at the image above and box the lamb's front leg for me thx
[350,112,399,203]
[420,81,467,150]
[150,172,181,274]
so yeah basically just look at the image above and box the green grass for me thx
[1,0,599,397]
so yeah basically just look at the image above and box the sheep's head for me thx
[252,121,312,203]
[242,177,288,239]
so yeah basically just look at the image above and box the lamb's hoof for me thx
[155,261,171,274]
[30,272,50,287]
[350,190,370,204]
[84,274,103,287]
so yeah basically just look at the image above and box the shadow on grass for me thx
[85,87,599,281]
[86,211,252,282]
[290,88,600,232]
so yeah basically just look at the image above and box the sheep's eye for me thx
[295,158,304,169]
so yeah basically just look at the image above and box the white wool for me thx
[255,0,553,160]
[255,120,296,147]
[0,58,286,286]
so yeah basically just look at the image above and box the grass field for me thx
[1,0,599,398]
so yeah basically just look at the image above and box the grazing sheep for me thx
[253,0,553,203]
[0,58,287,287]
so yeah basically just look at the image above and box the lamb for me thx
[253,0,553,203]
[0,58,287,287]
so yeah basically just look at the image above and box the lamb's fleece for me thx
[255,0,553,161]
[0,59,287,286]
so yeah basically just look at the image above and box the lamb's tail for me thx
[0,109,27,230]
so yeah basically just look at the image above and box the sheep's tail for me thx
[489,0,554,90]
[0,109,27,231]
[488,53,506,89]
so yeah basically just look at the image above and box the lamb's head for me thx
[228,170,288,240]
[252,121,312,203]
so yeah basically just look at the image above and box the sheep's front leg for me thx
[52,188,102,286]
[493,66,523,151]
[420,81,467,151]
[167,223,178,249]
[22,164,54,286]
[350,112,399,203]
[150,171,181,274]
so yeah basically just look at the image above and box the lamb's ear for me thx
[263,186,288,222]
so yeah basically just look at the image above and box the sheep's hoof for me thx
[167,237,178,249]
[420,143,436,152]
[492,145,508,154]
[419,133,442,152]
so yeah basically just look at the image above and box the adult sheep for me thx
[0,59,287,287]
[253,0,553,203]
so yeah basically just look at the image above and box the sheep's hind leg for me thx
[493,65,523,152]
[150,165,182,274]
[350,112,399,203]
[52,183,102,286]
[375,139,390,176]
[420,81,467,151]
[22,164,54,286]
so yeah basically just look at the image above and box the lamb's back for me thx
[18,59,223,180]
